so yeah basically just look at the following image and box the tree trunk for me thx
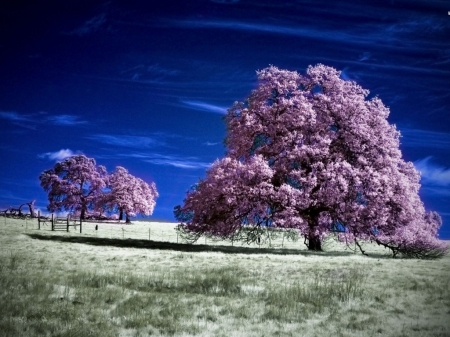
[28,200,36,218]
[18,203,25,216]
[119,209,124,221]
[80,206,86,220]
[307,233,322,251]
[125,213,131,224]
[307,213,323,251]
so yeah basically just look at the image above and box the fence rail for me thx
[35,212,82,233]
[0,216,314,251]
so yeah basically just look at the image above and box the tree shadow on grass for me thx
[25,233,391,258]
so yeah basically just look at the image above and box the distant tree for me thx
[39,155,107,219]
[99,166,158,223]
[175,64,447,257]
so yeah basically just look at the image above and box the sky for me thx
[1,0,449,237]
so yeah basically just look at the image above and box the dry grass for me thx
[1,217,449,336]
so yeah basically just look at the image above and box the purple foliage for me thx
[40,156,158,222]
[175,64,448,257]
[99,166,158,223]
[39,155,107,219]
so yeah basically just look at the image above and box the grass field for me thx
[1,217,449,337]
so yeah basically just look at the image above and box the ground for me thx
[0,217,449,337]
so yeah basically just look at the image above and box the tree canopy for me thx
[100,166,158,223]
[40,155,158,221]
[175,64,447,257]
[39,155,107,219]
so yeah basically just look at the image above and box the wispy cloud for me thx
[415,157,450,187]
[88,134,165,148]
[0,111,38,130]
[358,52,371,62]
[146,64,179,77]
[75,63,254,96]
[180,99,228,114]
[171,18,436,50]
[314,55,450,78]
[174,20,357,45]
[45,115,88,126]
[400,128,450,149]
[38,149,77,161]
[0,188,34,207]
[0,111,32,122]
[0,110,87,128]
[385,17,445,35]
[420,186,450,197]
[65,13,107,36]
[120,64,179,82]
[144,155,211,169]
[124,153,212,170]
[172,14,448,54]
[204,141,220,146]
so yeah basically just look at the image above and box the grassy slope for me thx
[0,217,449,337]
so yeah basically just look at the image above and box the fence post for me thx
[38,211,40,230]
[51,214,54,231]
[80,218,82,233]
[67,215,70,232]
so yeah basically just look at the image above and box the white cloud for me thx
[145,157,211,169]
[124,153,212,170]
[39,149,75,161]
[414,157,450,186]
[0,110,87,128]
[400,128,450,149]
[173,19,365,46]
[0,111,31,122]
[88,134,163,148]
[204,141,220,146]
[181,99,228,114]
[45,115,87,126]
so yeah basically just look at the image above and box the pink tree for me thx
[39,155,107,219]
[174,155,276,241]
[176,64,447,256]
[100,166,158,223]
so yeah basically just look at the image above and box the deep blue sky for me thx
[1,0,449,237]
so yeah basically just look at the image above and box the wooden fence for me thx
[37,211,82,233]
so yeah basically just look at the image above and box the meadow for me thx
[0,217,449,337]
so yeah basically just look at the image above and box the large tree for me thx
[100,166,158,223]
[175,64,446,256]
[39,155,107,219]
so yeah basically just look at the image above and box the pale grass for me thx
[0,217,449,336]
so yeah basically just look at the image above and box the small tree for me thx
[100,166,158,223]
[175,64,447,257]
[39,155,107,219]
